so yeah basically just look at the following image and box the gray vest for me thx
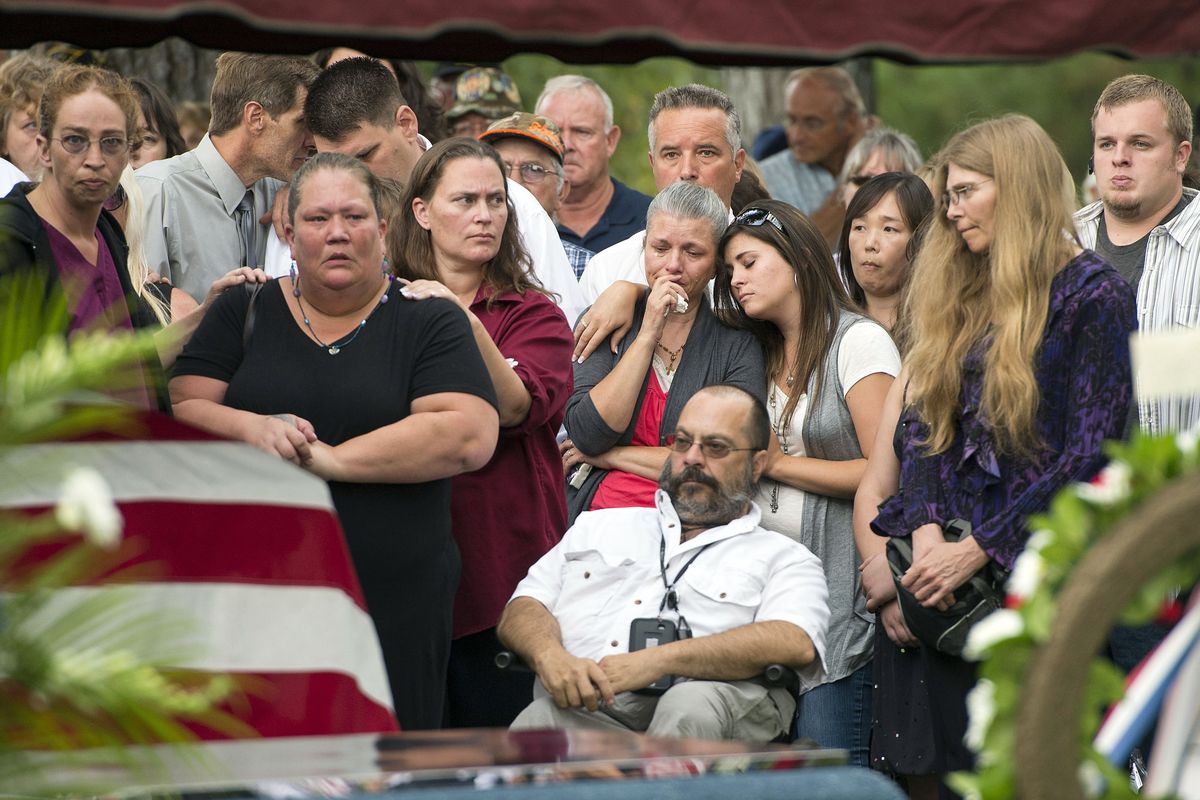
[799,311,875,686]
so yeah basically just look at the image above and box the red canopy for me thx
[3,0,1200,64]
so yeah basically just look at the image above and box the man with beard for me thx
[499,385,828,741]
[1075,74,1200,436]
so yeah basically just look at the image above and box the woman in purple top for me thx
[852,115,1134,793]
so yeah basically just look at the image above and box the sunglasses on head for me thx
[733,207,784,233]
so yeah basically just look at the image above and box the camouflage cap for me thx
[479,112,565,164]
[447,67,522,122]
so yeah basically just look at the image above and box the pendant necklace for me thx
[768,384,791,514]
[656,341,685,373]
[296,275,394,355]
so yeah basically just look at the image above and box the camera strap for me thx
[657,532,717,615]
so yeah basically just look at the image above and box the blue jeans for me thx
[793,661,873,767]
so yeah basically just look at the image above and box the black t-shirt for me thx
[173,278,497,587]
[174,278,497,730]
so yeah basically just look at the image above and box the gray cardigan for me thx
[565,292,765,475]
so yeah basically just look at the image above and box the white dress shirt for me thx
[511,490,830,689]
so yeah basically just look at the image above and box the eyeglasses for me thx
[669,433,758,459]
[504,161,555,184]
[848,173,875,187]
[102,185,126,212]
[52,134,130,157]
[942,178,993,207]
[734,207,784,233]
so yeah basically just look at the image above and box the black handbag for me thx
[886,519,1008,657]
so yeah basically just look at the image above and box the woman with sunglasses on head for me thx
[714,200,899,764]
[837,172,934,345]
[853,115,1133,796]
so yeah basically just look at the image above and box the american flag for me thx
[0,407,399,739]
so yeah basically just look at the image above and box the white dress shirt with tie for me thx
[137,134,279,301]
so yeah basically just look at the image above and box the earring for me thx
[382,256,391,276]
[290,260,301,297]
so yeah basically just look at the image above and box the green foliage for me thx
[0,272,243,794]
[960,430,1200,799]
[875,53,1200,196]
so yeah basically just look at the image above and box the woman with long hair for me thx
[854,114,1134,796]
[715,199,900,765]
[389,137,574,728]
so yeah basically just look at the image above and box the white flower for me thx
[963,608,1025,660]
[1078,760,1105,798]
[1007,547,1045,602]
[1074,461,1132,506]
[55,466,122,549]
[963,678,996,753]
[1177,428,1199,459]
[1024,528,1053,554]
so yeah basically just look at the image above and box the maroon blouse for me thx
[450,285,574,638]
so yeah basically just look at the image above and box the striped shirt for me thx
[1076,189,1200,435]
[758,150,835,216]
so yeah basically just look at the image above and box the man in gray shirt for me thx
[137,53,318,302]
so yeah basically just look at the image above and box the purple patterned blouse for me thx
[871,251,1135,570]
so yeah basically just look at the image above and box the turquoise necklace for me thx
[295,275,394,355]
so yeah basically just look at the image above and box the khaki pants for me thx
[510,679,794,742]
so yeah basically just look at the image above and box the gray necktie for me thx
[236,189,257,267]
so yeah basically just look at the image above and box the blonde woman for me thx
[854,114,1134,791]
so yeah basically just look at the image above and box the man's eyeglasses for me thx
[669,433,758,459]
[53,134,130,157]
[734,207,784,233]
[942,178,993,207]
[504,161,555,184]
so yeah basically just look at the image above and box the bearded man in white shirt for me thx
[499,384,829,742]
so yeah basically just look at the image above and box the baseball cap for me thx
[447,67,522,122]
[479,112,565,164]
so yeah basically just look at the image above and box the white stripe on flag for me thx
[0,441,334,510]
[32,583,393,712]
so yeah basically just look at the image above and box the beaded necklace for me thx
[296,274,394,355]
[767,383,791,513]
[656,341,685,373]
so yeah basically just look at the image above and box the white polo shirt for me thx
[511,490,830,687]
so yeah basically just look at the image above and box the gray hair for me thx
[535,75,614,131]
[646,181,729,247]
[838,127,923,185]
[647,84,741,155]
[784,67,866,121]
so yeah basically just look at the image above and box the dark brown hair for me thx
[715,198,853,427]
[388,137,546,306]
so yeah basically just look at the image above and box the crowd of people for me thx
[1,46,1196,800]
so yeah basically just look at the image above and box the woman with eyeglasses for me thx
[0,65,265,410]
[388,137,574,728]
[713,199,899,764]
[836,128,923,213]
[560,181,764,520]
[853,115,1133,793]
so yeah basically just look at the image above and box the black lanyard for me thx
[658,532,716,614]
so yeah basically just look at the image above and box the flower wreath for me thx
[951,430,1200,800]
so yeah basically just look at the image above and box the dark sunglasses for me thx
[733,207,784,233]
